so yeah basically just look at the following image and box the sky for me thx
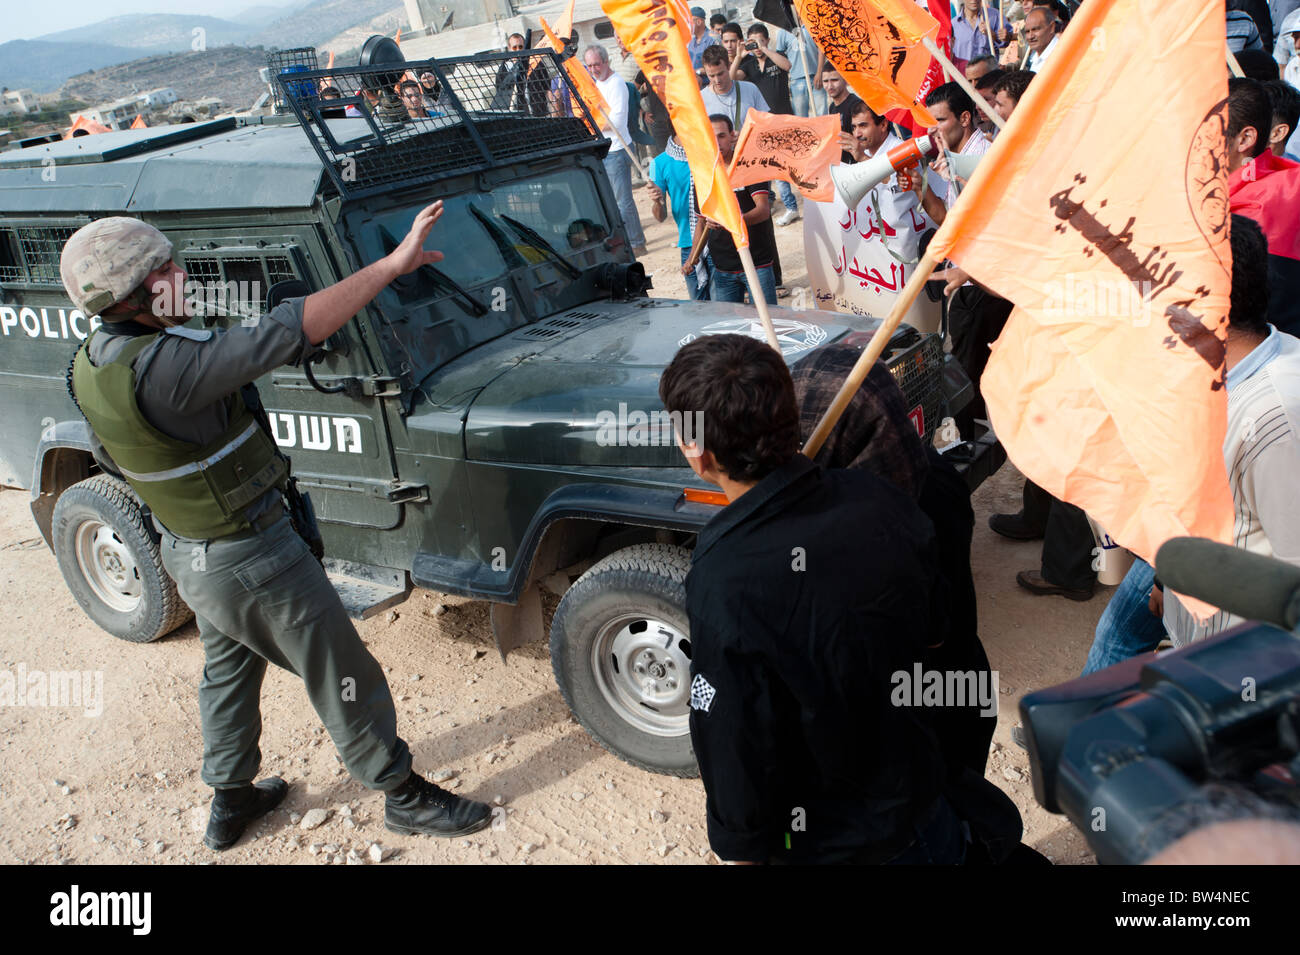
[0,0,303,46]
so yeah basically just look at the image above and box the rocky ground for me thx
[0,187,1103,865]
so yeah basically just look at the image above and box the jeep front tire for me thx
[51,474,193,643]
[550,542,698,777]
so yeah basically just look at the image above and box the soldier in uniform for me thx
[60,203,493,850]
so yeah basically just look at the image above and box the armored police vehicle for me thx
[0,47,1000,775]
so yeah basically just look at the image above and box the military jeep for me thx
[0,50,1001,775]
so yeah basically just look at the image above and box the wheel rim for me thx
[592,613,692,737]
[74,520,142,614]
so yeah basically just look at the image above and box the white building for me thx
[2,89,40,114]
[137,88,178,109]
[76,97,143,130]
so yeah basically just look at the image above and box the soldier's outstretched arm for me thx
[301,200,446,345]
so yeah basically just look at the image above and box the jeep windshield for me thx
[371,168,612,289]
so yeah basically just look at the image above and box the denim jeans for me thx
[1081,558,1167,675]
[680,246,711,300]
[711,264,777,305]
[774,179,799,215]
[603,148,646,249]
[789,78,828,118]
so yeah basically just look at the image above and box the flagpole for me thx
[737,244,782,351]
[597,104,649,179]
[802,251,938,458]
[1226,47,1245,78]
[981,1,995,57]
[792,17,819,117]
[923,36,1004,131]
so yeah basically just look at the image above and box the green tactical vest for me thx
[71,330,288,540]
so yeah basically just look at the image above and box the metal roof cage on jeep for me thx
[276,51,603,201]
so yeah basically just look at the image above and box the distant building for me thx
[137,88,178,109]
[2,90,40,114]
[76,97,143,130]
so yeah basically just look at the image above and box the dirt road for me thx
[0,189,1103,865]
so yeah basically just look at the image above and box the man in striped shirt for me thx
[1163,215,1300,645]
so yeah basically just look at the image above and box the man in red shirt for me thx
[1227,77,1300,336]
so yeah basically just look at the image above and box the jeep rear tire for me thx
[550,542,698,777]
[52,474,192,643]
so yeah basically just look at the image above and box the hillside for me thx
[250,0,404,50]
[37,14,252,51]
[60,47,272,113]
[0,39,166,93]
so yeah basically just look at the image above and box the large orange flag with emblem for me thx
[728,109,841,202]
[602,0,748,244]
[928,0,1235,579]
[796,0,939,127]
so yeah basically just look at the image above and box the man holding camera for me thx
[60,206,493,852]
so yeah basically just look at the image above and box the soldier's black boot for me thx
[204,776,289,851]
[384,771,493,838]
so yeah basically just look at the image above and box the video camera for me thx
[1020,537,1300,864]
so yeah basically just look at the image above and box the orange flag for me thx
[65,115,111,137]
[796,0,939,127]
[130,114,147,129]
[927,0,1234,586]
[602,0,748,245]
[727,109,841,202]
[554,0,577,42]
[540,16,610,132]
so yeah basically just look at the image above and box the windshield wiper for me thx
[498,214,582,279]
[379,225,488,316]
[468,205,529,270]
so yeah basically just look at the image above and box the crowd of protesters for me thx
[302,1,1300,865]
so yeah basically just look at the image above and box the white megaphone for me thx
[830,130,983,209]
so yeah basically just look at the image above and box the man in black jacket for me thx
[660,334,967,864]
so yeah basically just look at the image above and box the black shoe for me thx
[384,772,493,838]
[1016,569,1095,601]
[989,511,1046,541]
[1011,724,1028,751]
[204,776,288,851]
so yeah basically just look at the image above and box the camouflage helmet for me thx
[60,217,174,320]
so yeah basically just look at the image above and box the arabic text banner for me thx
[804,191,940,335]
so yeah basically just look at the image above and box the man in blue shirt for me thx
[648,125,711,300]
[687,6,722,72]
[951,0,1012,72]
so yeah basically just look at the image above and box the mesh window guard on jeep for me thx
[177,249,300,323]
[276,51,604,201]
[0,223,84,288]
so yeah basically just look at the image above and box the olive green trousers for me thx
[159,513,411,791]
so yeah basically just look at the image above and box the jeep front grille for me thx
[887,333,945,443]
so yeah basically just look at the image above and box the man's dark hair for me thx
[747,23,769,40]
[399,80,421,95]
[1229,214,1270,335]
[1227,77,1273,159]
[659,334,801,482]
[974,68,1006,93]
[722,21,744,40]
[1264,79,1300,143]
[507,32,525,44]
[968,54,997,73]
[709,13,727,27]
[850,100,886,125]
[926,81,976,123]
[1235,48,1281,82]
[701,44,731,68]
[708,111,733,132]
[820,59,841,75]
[992,69,1034,105]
